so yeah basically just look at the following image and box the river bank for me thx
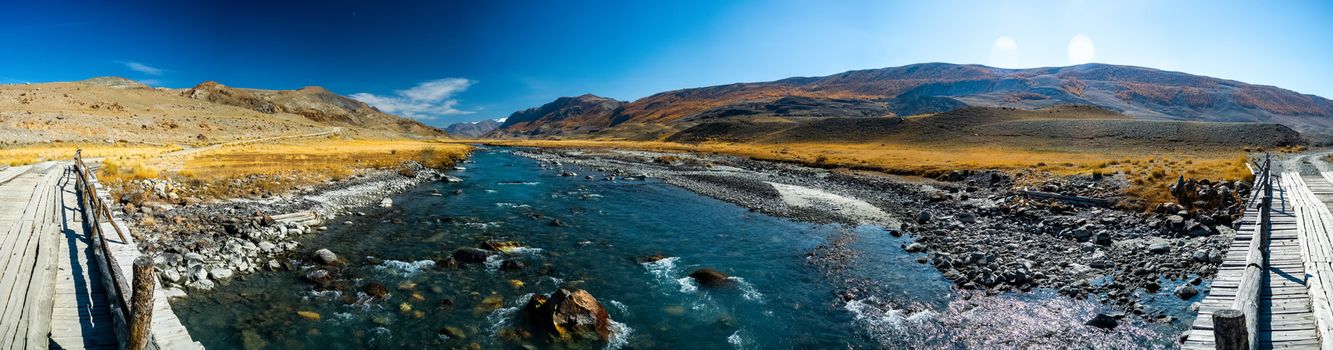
[110,161,462,296]
[512,147,1240,325]
[170,147,1200,348]
[138,145,1249,348]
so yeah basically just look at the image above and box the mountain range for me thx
[443,119,502,138]
[483,63,1333,142]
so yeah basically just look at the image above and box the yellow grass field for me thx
[477,139,1253,207]
[98,138,468,198]
[0,142,179,166]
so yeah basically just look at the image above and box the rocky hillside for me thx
[443,119,501,138]
[488,63,1333,141]
[180,82,444,138]
[667,105,1304,150]
[487,94,625,138]
[0,77,447,144]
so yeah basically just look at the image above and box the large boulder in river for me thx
[689,268,734,288]
[312,249,339,265]
[453,248,492,263]
[522,289,611,343]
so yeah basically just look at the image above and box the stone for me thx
[1187,224,1216,237]
[688,268,733,288]
[438,326,466,340]
[187,279,216,291]
[258,214,276,227]
[304,269,332,287]
[1085,313,1118,329]
[904,243,927,253]
[500,259,527,271]
[1174,285,1199,299]
[916,210,932,224]
[453,248,492,263]
[957,212,977,224]
[379,198,393,208]
[522,289,611,343]
[313,248,339,265]
[364,282,390,298]
[1093,232,1112,246]
[209,268,234,281]
[1148,242,1170,254]
[189,265,208,282]
[1165,215,1185,231]
[160,269,182,284]
[297,310,321,321]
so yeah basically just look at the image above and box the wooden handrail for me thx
[72,149,157,350]
[1215,154,1271,350]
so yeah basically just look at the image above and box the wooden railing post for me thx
[128,256,155,350]
[1214,309,1249,350]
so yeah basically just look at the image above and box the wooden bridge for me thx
[1185,157,1333,349]
[0,153,200,349]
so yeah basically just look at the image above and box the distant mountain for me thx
[487,63,1333,140]
[486,94,625,138]
[444,119,502,138]
[180,82,445,138]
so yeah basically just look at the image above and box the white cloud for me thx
[351,78,475,120]
[1067,34,1096,64]
[121,61,163,75]
[989,36,1020,68]
[495,117,507,123]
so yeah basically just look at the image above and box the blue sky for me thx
[2,0,1330,126]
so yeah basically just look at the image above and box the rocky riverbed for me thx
[512,147,1249,326]
[107,161,463,296]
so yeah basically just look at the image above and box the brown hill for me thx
[489,63,1333,141]
[180,82,445,138]
[667,106,1303,150]
[0,77,445,145]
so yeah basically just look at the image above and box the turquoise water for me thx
[173,148,1186,349]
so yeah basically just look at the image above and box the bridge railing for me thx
[72,150,158,350]
[1213,154,1272,350]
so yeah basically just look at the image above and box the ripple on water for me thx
[730,277,764,302]
[605,319,633,350]
[373,259,436,278]
[486,293,532,336]
[847,291,1173,349]
[727,330,746,349]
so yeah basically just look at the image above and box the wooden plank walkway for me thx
[0,163,63,349]
[1184,173,1323,349]
[0,161,202,349]
[50,166,117,350]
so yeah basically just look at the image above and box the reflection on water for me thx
[174,148,1186,349]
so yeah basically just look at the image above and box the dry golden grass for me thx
[95,138,468,199]
[180,139,467,179]
[478,139,1252,207]
[0,142,178,166]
